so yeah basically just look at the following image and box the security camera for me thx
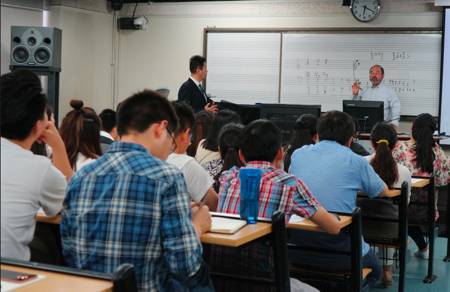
[133,17,148,30]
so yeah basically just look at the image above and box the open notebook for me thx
[209,217,247,234]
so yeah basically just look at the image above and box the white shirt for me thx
[1,138,67,260]
[75,153,96,172]
[195,139,220,165]
[365,153,411,202]
[189,76,207,103]
[100,131,114,141]
[352,83,401,127]
[167,153,214,203]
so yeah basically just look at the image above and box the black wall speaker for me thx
[10,26,62,70]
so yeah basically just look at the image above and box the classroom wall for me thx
[48,6,114,124]
[0,5,43,75]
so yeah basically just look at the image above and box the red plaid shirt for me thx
[218,161,321,224]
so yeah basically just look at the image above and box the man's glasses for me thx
[166,128,177,153]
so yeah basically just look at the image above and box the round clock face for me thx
[351,0,380,22]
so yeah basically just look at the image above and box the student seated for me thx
[187,110,214,157]
[350,116,370,156]
[283,114,318,172]
[195,109,240,165]
[98,108,118,153]
[59,100,103,171]
[356,121,411,287]
[203,123,244,192]
[392,113,450,259]
[1,69,71,261]
[289,110,389,289]
[211,119,340,292]
[167,101,219,211]
[61,90,214,292]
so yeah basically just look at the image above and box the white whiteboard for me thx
[280,33,442,116]
[206,33,281,104]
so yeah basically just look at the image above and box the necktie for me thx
[198,84,207,102]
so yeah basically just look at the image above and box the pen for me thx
[198,193,210,210]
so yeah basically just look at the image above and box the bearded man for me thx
[351,65,401,132]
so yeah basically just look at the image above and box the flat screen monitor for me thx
[216,100,260,125]
[259,104,321,146]
[342,100,384,133]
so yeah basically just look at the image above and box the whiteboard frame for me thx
[204,28,441,118]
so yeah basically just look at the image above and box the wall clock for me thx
[351,0,381,22]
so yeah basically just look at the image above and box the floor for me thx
[371,237,450,291]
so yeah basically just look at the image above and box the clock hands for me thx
[362,5,375,13]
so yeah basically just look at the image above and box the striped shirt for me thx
[61,142,202,292]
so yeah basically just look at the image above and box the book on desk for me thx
[210,217,247,234]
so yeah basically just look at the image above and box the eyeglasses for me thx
[166,128,177,153]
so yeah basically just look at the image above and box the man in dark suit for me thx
[98,109,118,154]
[178,55,218,113]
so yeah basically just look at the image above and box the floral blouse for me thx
[393,141,450,220]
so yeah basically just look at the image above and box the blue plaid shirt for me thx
[61,142,203,292]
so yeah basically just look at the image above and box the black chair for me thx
[287,208,366,292]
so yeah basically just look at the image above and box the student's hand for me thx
[352,81,361,96]
[192,205,212,235]
[38,120,64,150]
[205,102,218,114]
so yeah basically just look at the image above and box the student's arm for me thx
[39,120,72,181]
[202,187,219,212]
[376,183,390,198]
[309,207,341,235]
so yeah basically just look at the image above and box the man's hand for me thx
[352,81,361,96]
[205,102,218,113]
[38,120,64,150]
[192,205,212,237]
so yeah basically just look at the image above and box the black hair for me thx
[202,109,241,151]
[117,90,179,137]
[411,113,437,174]
[189,55,206,74]
[317,110,355,146]
[187,110,214,157]
[370,122,399,188]
[98,109,117,133]
[170,101,196,136]
[283,114,318,172]
[370,64,384,75]
[1,69,48,141]
[214,123,244,192]
[240,119,283,163]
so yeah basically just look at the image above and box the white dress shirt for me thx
[352,83,401,127]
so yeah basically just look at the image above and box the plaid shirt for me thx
[61,142,202,292]
[210,161,321,291]
[218,161,321,223]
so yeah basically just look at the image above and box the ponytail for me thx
[370,122,399,187]
[411,113,436,174]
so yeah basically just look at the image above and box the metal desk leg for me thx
[444,186,450,262]
[424,174,437,283]
[398,182,408,292]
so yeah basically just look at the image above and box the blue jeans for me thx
[362,248,382,288]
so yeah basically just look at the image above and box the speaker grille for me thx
[34,47,51,64]
[12,46,29,63]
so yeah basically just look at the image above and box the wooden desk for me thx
[358,189,401,197]
[411,178,430,188]
[201,222,272,247]
[288,215,352,232]
[1,264,113,292]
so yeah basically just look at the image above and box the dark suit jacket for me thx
[178,78,213,112]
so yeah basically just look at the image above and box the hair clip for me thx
[376,139,389,145]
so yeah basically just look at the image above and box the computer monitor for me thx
[216,100,261,125]
[342,100,384,133]
[259,104,321,146]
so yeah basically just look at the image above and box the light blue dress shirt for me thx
[288,140,385,257]
[352,83,401,126]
